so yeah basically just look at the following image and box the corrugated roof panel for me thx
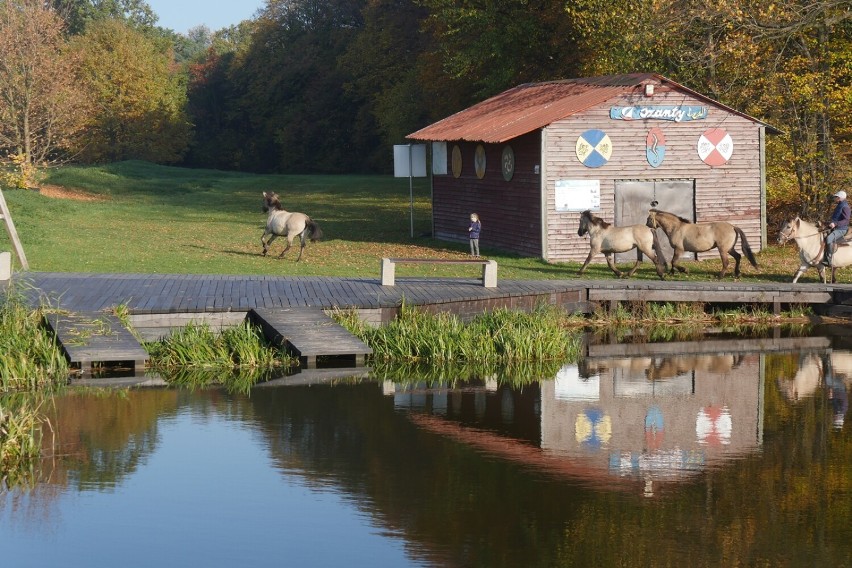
[407,73,780,142]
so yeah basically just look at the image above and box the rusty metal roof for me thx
[407,73,779,143]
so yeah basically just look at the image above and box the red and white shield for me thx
[697,128,733,167]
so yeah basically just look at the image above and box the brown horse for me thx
[261,192,323,261]
[646,209,757,279]
[578,210,667,279]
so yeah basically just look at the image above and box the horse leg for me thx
[604,253,624,278]
[717,250,730,279]
[578,250,596,276]
[262,233,276,256]
[624,248,641,277]
[832,267,838,284]
[277,238,292,259]
[296,235,306,262]
[792,265,807,283]
[730,248,742,278]
[639,243,666,280]
[670,248,687,274]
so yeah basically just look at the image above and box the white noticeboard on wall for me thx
[555,179,600,212]
[432,142,447,175]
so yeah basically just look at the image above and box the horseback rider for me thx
[822,190,851,266]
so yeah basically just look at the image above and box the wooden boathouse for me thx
[407,73,779,264]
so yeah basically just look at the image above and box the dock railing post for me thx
[381,258,395,286]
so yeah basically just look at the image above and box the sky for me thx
[145,0,266,34]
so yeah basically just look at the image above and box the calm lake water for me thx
[2,329,852,567]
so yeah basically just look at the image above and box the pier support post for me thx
[0,251,10,281]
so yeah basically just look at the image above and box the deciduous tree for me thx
[69,19,191,163]
[0,0,92,186]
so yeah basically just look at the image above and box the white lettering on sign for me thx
[610,106,708,122]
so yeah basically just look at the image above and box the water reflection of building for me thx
[542,351,763,487]
[388,337,835,495]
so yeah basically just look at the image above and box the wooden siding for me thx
[432,131,541,257]
[543,89,764,262]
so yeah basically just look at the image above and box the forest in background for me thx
[0,0,849,218]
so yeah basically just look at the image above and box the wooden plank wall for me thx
[543,84,764,263]
[432,131,542,257]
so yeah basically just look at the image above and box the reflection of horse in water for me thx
[646,354,744,380]
[778,353,823,402]
[778,351,852,401]
[580,353,743,381]
[779,351,850,429]
[579,357,653,380]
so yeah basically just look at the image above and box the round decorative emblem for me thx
[644,405,665,450]
[474,144,487,179]
[501,145,515,181]
[697,128,733,166]
[646,127,666,168]
[576,129,612,168]
[575,407,612,449]
[696,405,732,446]
[451,145,462,178]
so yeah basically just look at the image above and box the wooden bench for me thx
[381,258,498,288]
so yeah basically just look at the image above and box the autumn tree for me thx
[0,0,93,187]
[51,0,158,35]
[69,19,191,163]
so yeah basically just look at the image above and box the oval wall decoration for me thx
[645,127,666,168]
[697,128,734,167]
[576,129,613,168]
[501,145,515,181]
[474,144,487,179]
[451,145,462,178]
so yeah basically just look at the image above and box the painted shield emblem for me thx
[575,407,612,449]
[576,129,612,168]
[697,128,734,166]
[646,127,666,168]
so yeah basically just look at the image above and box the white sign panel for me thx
[432,142,447,175]
[555,179,600,212]
[393,144,427,178]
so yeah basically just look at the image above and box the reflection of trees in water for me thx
[45,390,179,489]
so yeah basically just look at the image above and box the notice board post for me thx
[393,144,427,238]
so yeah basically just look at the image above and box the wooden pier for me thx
[248,307,372,368]
[44,311,149,376]
[14,271,852,375]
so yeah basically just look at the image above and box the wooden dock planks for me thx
[44,311,149,375]
[249,307,372,369]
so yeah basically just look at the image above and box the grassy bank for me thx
[0,160,823,282]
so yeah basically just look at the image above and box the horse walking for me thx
[777,216,852,283]
[577,210,667,279]
[646,209,758,279]
[261,191,323,261]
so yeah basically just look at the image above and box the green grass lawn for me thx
[0,160,832,283]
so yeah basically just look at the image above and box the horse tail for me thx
[651,228,668,272]
[735,226,759,268]
[306,219,323,242]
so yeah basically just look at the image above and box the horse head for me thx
[262,191,283,213]
[646,210,658,229]
[777,217,801,245]
[578,210,591,236]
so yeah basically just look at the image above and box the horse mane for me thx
[263,191,285,211]
[581,209,610,229]
[650,208,692,224]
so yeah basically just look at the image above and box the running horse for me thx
[260,191,323,261]
[777,216,852,283]
[577,210,667,279]
[646,209,758,279]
